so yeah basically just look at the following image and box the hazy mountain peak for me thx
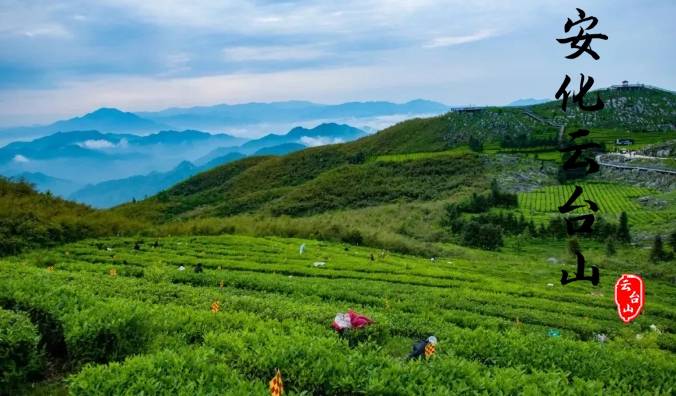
[506,98,550,107]
[65,107,145,123]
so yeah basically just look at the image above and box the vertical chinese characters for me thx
[555,9,608,287]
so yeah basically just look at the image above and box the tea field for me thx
[1,234,675,395]
[518,182,675,230]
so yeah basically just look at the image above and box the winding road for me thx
[596,154,676,175]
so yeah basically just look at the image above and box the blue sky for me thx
[0,0,674,126]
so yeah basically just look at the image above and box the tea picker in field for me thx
[331,309,373,333]
[194,263,203,273]
[408,336,437,359]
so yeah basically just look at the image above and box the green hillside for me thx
[107,86,676,259]
[0,178,143,256]
[117,86,674,222]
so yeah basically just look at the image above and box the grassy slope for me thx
[115,86,674,223]
[0,178,143,255]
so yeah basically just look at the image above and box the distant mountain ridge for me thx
[240,123,366,153]
[196,123,366,164]
[69,152,246,208]
[0,108,170,143]
[137,100,450,130]
[253,143,306,156]
[1,100,451,146]
[14,123,366,207]
[506,98,550,107]
[0,129,243,163]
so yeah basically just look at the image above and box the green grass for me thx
[1,234,674,394]
[373,146,472,162]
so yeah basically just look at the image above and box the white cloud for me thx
[163,52,191,75]
[77,139,116,149]
[300,136,344,147]
[19,24,72,39]
[13,154,30,163]
[1,0,674,128]
[0,62,483,128]
[223,45,326,62]
[424,30,497,48]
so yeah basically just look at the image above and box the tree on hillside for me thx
[348,152,366,164]
[489,179,518,207]
[469,136,484,152]
[463,192,491,213]
[605,237,617,256]
[669,230,676,252]
[617,212,631,243]
[650,235,673,262]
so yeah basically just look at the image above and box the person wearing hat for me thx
[408,336,438,359]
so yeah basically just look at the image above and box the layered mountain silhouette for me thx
[0,108,169,143]
[1,100,450,146]
[10,172,84,197]
[68,123,366,207]
[253,143,306,156]
[137,100,450,130]
[69,152,246,208]
[3,122,367,207]
[196,123,366,164]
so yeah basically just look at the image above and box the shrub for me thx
[0,309,43,391]
[0,178,146,257]
[68,347,267,395]
[64,301,151,365]
[341,229,364,246]
[462,221,503,250]
[489,179,518,207]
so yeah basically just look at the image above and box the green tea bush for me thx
[64,301,151,365]
[68,347,267,395]
[1,234,675,394]
[0,308,43,391]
